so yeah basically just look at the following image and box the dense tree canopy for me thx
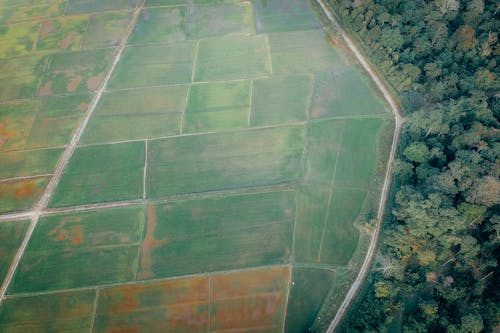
[325,0,499,332]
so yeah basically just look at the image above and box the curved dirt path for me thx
[314,1,404,332]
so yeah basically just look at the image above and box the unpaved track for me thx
[0,1,145,303]
[315,0,404,332]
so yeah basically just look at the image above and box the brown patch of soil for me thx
[39,81,53,97]
[59,31,75,49]
[87,73,105,91]
[111,292,140,314]
[78,103,89,111]
[168,303,208,329]
[70,226,84,245]
[14,182,36,199]
[137,205,168,280]
[67,76,82,92]
[40,21,55,39]
[106,327,139,333]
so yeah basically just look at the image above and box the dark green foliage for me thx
[327,0,499,332]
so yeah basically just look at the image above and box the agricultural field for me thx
[0,0,395,332]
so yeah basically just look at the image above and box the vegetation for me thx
[325,0,499,332]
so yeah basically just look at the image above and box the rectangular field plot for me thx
[0,56,47,101]
[137,191,294,279]
[293,185,330,263]
[66,0,136,14]
[210,266,290,332]
[333,118,389,189]
[187,2,254,39]
[0,21,39,59]
[81,85,187,144]
[0,148,62,179]
[268,29,346,75]
[311,68,389,119]
[80,11,133,49]
[0,220,29,286]
[128,6,186,45]
[94,276,209,333]
[0,176,50,213]
[27,93,92,149]
[302,119,344,184]
[39,49,115,96]
[0,1,66,25]
[9,206,144,293]
[183,81,250,133]
[319,188,364,265]
[0,290,95,333]
[251,75,312,126]
[94,266,290,333]
[284,267,335,333]
[0,94,90,150]
[147,125,305,198]
[36,16,89,54]
[194,34,271,82]
[253,0,319,33]
[109,41,195,89]
[49,142,145,207]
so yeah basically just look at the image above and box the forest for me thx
[325,0,499,332]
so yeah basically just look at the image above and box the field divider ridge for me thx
[281,265,293,333]
[247,80,253,127]
[317,124,345,262]
[0,0,145,304]
[88,288,100,333]
[314,0,404,332]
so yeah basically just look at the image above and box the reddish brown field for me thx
[94,266,291,333]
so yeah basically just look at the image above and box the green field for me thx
[81,85,187,143]
[137,191,294,279]
[0,0,395,331]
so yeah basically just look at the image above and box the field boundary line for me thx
[0,211,34,223]
[207,275,212,332]
[5,264,289,299]
[0,174,53,183]
[247,80,253,127]
[317,124,345,262]
[88,288,100,333]
[265,34,273,74]
[281,265,293,333]
[142,140,148,199]
[314,1,404,332]
[0,1,145,304]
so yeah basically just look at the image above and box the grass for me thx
[187,2,254,39]
[0,21,39,59]
[284,267,335,333]
[0,1,66,25]
[253,0,319,33]
[194,34,271,81]
[39,48,115,96]
[268,29,346,75]
[49,142,145,207]
[0,55,47,101]
[183,80,250,133]
[108,41,196,89]
[81,85,187,143]
[0,221,29,285]
[137,191,294,279]
[0,176,50,213]
[251,75,313,126]
[146,125,305,198]
[0,148,62,179]
[82,11,133,49]
[66,0,135,14]
[27,93,92,149]
[311,67,389,119]
[36,15,89,54]
[334,118,389,189]
[319,188,365,265]
[129,6,186,45]
[9,206,144,293]
[0,290,95,332]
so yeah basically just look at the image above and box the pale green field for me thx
[0,0,394,331]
